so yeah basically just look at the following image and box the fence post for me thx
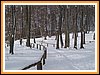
[32,44,34,48]
[37,61,42,70]
[37,44,38,49]
[44,50,47,59]
[43,57,45,65]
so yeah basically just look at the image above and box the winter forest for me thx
[5,5,95,70]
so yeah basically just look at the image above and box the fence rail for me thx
[36,40,56,47]
[21,43,47,70]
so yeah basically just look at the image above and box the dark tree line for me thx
[5,5,95,54]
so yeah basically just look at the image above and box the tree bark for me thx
[74,6,77,49]
[83,32,85,44]
[9,5,16,54]
[56,31,59,49]
[80,6,84,49]
[20,6,23,45]
[64,5,70,48]
[93,33,95,40]
[26,5,31,47]
[59,6,63,48]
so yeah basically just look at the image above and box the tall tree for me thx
[44,6,48,40]
[59,5,64,48]
[47,6,52,37]
[83,6,86,44]
[56,28,60,49]
[56,5,64,49]
[26,5,31,47]
[86,5,91,33]
[80,6,84,49]
[20,6,23,45]
[74,6,77,49]
[9,5,16,54]
[64,5,70,48]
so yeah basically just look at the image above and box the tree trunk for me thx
[9,5,16,54]
[20,6,23,45]
[33,23,36,43]
[67,31,70,47]
[56,31,59,49]
[86,6,88,34]
[56,5,63,49]
[80,6,84,49]
[74,33,77,49]
[26,5,31,47]
[93,33,95,40]
[83,32,85,44]
[80,32,84,48]
[59,6,63,48]
[64,30,67,48]
[67,6,70,47]
[60,33,63,48]
[10,34,14,54]
[20,38,22,45]
[34,38,36,43]
[74,6,77,49]
[64,5,70,48]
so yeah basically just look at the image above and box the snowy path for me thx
[28,32,95,70]
[43,47,78,70]
[42,41,95,70]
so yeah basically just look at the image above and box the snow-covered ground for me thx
[5,41,44,70]
[4,31,95,70]
[43,42,95,70]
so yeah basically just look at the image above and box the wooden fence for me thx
[37,40,55,47]
[22,43,47,70]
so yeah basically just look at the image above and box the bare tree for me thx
[5,5,95,50]
[26,5,31,47]
[73,6,77,49]
[9,5,16,54]
[56,5,64,49]
[59,5,64,48]
[64,5,70,48]
[20,6,23,45]
[56,28,60,49]
[80,6,84,49]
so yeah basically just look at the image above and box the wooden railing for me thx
[37,40,55,47]
[21,43,47,70]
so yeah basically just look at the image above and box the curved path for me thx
[42,41,95,70]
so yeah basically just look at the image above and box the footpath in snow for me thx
[29,32,95,70]
[42,42,95,70]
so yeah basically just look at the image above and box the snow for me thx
[5,31,95,71]
[42,42,95,70]
[5,41,44,70]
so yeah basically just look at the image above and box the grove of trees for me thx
[5,5,95,54]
